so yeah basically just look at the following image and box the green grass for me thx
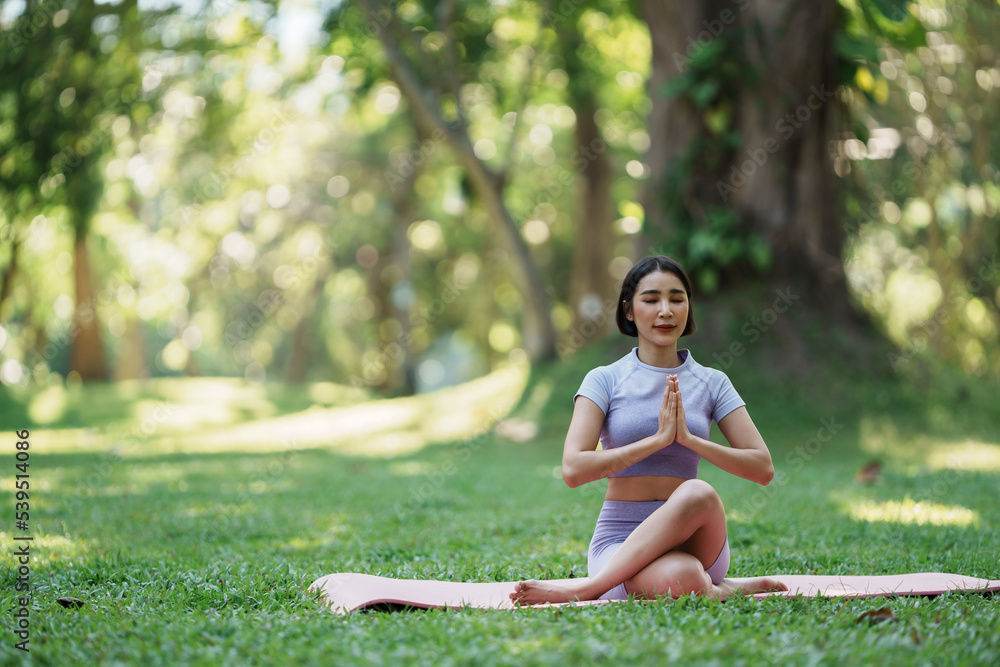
[1,333,999,665]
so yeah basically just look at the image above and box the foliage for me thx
[839,0,1000,376]
[655,26,770,292]
[0,0,998,393]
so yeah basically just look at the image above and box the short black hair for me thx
[615,255,696,337]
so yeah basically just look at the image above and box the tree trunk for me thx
[286,273,328,384]
[385,148,421,394]
[356,0,558,363]
[640,0,720,245]
[114,318,149,381]
[640,0,861,324]
[0,235,19,320]
[70,229,109,381]
[558,19,617,350]
[567,104,616,346]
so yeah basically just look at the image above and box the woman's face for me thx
[625,270,689,344]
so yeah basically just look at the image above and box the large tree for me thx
[0,0,171,380]
[639,0,862,322]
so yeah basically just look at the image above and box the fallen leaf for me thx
[856,606,896,624]
[856,460,883,484]
[57,597,85,609]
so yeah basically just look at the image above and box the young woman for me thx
[510,255,787,605]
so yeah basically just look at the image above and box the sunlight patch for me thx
[0,534,91,564]
[849,497,978,527]
[928,440,1000,472]
[284,533,344,552]
[858,417,1000,473]
[389,461,437,477]
[22,362,526,460]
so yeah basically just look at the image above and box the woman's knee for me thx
[675,479,723,515]
[625,551,712,599]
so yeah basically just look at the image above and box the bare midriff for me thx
[605,475,688,502]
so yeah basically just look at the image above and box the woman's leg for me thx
[511,480,727,605]
[624,550,714,598]
[626,549,787,600]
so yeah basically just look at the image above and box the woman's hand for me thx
[674,378,693,446]
[655,375,678,448]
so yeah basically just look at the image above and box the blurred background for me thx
[0,0,998,426]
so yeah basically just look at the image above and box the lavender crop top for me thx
[573,347,746,478]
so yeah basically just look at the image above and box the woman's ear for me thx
[623,299,633,322]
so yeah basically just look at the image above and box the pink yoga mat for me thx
[310,572,999,614]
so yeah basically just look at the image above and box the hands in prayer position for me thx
[657,375,692,448]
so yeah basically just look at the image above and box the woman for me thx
[510,255,787,605]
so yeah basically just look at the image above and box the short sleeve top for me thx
[573,347,745,478]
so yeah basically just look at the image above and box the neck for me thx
[636,341,682,368]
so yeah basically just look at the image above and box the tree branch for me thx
[354,0,469,152]
[436,0,463,105]
[500,0,551,184]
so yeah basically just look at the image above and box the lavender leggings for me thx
[587,499,730,600]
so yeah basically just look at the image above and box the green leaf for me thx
[661,74,694,101]
[869,0,910,23]
[691,80,720,109]
[704,104,731,135]
[697,266,719,293]
[685,37,727,72]
[834,33,880,63]
[853,118,871,145]
[748,234,772,271]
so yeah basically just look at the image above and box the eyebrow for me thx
[639,288,686,296]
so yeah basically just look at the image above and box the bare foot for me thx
[712,577,789,600]
[508,579,596,606]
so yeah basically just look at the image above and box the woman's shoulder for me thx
[685,352,738,389]
[585,348,637,379]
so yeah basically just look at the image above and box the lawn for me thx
[1,335,998,665]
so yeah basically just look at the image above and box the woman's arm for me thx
[675,396,775,486]
[561,383,676,488]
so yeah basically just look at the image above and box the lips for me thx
[653,324,676,331]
